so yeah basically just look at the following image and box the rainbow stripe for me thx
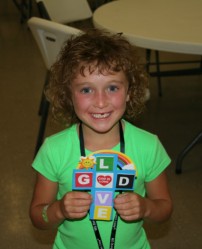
[90,149,137,175]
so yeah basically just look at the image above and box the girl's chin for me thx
[88,116,111,124]
[85,121,118,133]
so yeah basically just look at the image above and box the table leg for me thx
[175,131,202,174]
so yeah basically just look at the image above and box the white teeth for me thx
[92,113,110,118]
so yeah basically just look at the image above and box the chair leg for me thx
[35,71,50,156]
[145,49,162,96]
[155,51,162,97]
[13,0,32,23]
[175,131,202,174]
[34,99,50,156]
[146,49,151,73]
[38,71,50,116]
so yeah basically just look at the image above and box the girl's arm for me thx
[143,170,173,222]
[30,173,92,229]
[114,171,173,222]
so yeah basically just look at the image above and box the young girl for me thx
[30,29,172,249]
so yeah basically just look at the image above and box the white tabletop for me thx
[93,0,202,55]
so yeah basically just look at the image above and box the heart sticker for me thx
[97,175,112,186]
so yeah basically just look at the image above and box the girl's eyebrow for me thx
[73,81,92,86]
[75,80,124,85]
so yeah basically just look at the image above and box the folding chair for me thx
[35,0,92,28]
[28,17,82,155]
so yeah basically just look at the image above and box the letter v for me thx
[97,193,109,204]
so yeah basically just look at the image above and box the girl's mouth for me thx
[91,112,111,119]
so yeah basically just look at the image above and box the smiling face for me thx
[71,67,129,136]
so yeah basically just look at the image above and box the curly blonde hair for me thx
[46,29,148,127]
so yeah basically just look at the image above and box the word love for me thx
[72,151,136,221]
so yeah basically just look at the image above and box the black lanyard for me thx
[79,121,125,249]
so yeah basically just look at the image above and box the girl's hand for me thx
[59,191,92,220]
[114,172,173,223]
[114,192,146,221]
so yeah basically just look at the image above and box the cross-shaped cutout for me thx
[72,151,136,221]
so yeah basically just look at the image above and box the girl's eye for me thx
[80,87,92,94]
[108,85,118,92]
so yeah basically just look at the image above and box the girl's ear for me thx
[126,93,130,102]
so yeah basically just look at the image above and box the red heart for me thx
[97,175,112,186]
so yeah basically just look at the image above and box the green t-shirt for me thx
[33,120,171,249]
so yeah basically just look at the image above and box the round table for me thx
[93,0,202,55]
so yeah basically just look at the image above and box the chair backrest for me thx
[35,0,92,24]
[28,17,82,70]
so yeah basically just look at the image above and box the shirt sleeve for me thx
[144,135,171,182]
[32,138,59,182]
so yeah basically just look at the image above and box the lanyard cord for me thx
[79,121,125,249]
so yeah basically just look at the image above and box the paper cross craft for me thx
[72,150,137,221]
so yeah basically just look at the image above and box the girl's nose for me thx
[94,91,108,108]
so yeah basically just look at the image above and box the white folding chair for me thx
[35,0,92,27]
[28,17,82,155]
